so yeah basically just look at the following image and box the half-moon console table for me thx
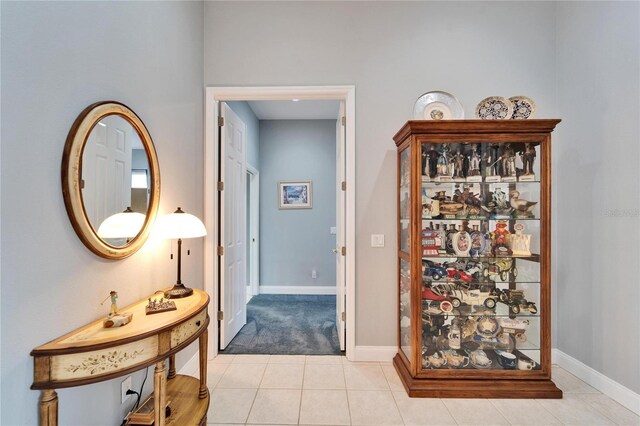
[31,289,210,426]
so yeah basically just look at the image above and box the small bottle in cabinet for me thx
[394,120,562,399]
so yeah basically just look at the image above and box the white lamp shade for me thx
[97,210,146,238]
[157,208,207,239]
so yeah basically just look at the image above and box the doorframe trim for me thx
[246,164,260,298]
[204,85,356,359]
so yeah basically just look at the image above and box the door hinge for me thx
[341,116,346,126]
[341,246,346,256]
[341,181,346,191]
[217,311,224,321]
[217,181,224,191]
[218,116,224,127]
[341,311,346,321]
[217,246,224,256]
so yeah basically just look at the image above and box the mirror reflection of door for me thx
[81,115,149,247]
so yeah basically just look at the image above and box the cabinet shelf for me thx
[396,119,561,399]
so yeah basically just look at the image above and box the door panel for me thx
[220,103,248,349]
[336,101,347,351]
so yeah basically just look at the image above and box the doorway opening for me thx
[204,86,356,359]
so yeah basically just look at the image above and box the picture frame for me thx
[278,181,312,209]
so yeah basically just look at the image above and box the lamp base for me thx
[164,283,194,299]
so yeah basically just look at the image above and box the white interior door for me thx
[220,103,247,349]
[82,116,132,229]
[336,102,347,351]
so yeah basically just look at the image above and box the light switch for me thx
[371,234,385,248]
[330,227,337,235]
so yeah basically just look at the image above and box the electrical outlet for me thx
[121,376,133,404]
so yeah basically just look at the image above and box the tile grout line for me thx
[389,387,408,426]
[297,357,307,425]
[440,397,460,426]
[341,357,354,425]
[486,398,520,426]
[243,360,268,425]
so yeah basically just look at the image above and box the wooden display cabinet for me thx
[393,120,562,398]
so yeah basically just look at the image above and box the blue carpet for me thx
[222,294,341,355]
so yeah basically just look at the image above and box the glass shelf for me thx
[420,349,541,371]
[422,179,541,185]
[422,217,540,221]
[423,254,540,261]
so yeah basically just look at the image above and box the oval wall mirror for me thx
[62,101,160,259]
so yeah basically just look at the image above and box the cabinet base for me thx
[393,354,563,399]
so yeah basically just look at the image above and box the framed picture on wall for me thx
[278,181,312,209]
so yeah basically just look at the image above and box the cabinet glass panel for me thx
[399,147,411,253]
[400,258,412,361]
[420,140,542,372]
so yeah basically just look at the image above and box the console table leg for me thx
[154,360,167,426]
[198,329,208,399]
[168,354,176,380]
[39,390,58,426]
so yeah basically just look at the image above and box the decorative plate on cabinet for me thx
[475,96,514,120]
[413,91,464,120]
[509,96,536,119]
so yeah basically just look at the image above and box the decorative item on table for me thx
[484,143,502,182]
[452,225,472,256]
[435,145,453,182]
[495,349,517,369]
[422,229,442,256]
[475,96,514,120]
[490,220,513,256]
[481,187,513,219]
[469,225,487,257]
[518,142,537,181]
[422,188,440,218]
[157,207,207,299]
[510,223,532,256]
[413,91,464,120]
[509,96,536,120]
[100,291,133,328]
[509,190,537,218]
[466,349,493,369]
[497,317,529,343]
[466,144,483,182]
[145,296,177,315]
[483,257,518,281]
[499,143,518,182]
[442,350,470,368]
[496,288,538,315]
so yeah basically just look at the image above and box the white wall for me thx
[204,1,558,346]
[259,120,337,288]
[0,2,204,425]
[556,1,640,394]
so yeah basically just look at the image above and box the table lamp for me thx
[97,207,145,241]
[158,207,207,299]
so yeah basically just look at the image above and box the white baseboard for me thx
[352,345,396,362]
[259,285,336,295]
[553,348,640,415]
[178,352,200,378]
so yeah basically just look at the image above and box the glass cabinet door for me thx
[419,141,542,372]
[398,145,412,362]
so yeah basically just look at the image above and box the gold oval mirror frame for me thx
[62,101,160,259]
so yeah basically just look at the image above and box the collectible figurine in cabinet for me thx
[484,143,502,182]
[519,143,536,181]
[482,188,513,218]
[452,148,466,179]
[496,289,538,314]
[427,146,439,178]
[510,223,532,256]
[500,143,518,181]
[467,144,482,182]
[509,190,537,218]
[436,145,453,181]
[490,220,512,256]
[483,258,518,281]
[422,229,442,256]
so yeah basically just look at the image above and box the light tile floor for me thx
[205,355,639,426]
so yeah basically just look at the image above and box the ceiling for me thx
[247,100,340,120]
